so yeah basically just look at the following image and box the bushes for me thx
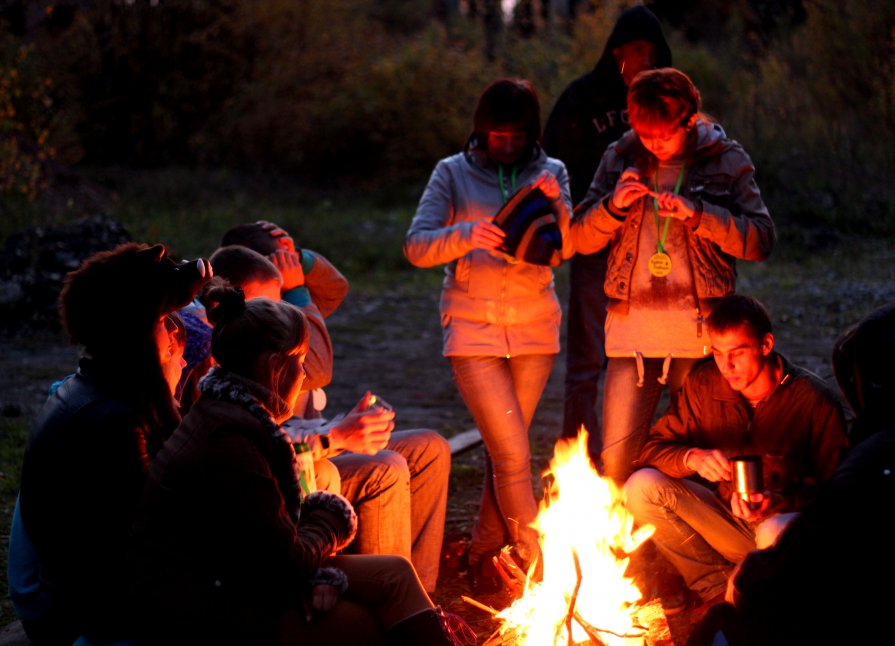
[677,0,895,236]
[0,43,56,206]
[0,0,892,236]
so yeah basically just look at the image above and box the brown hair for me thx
[205,283,309,381]
[210,245,282,290]
[627,67,701,132]
[470,78,541,154]
[706,294,773,340]
[220,222,281,256]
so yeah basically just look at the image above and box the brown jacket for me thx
[637,353,848,511]
[129,369,353,644]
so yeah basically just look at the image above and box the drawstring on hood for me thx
[658,354,673,385]
[634,352,674,387]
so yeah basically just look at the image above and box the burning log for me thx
[470,430,655,645]
[494,545,529,597]
[469,543,648,645]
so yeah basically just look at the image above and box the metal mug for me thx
[730,455,763,510]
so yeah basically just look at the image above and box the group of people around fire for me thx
[8,5,895,646]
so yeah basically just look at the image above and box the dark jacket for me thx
[638,353,848,512]
[128,368,355,645]
[18,361,169,643]
[727,421,895,645]
[542,5,672,205]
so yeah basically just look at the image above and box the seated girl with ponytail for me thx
[128,284,471,645]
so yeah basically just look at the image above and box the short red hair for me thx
[627,67,701,131]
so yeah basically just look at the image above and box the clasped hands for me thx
[612,167,698,221]
[328,390,395,455]
[256,219,306,290]
[685,448,775,521]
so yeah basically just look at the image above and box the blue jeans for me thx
[623,468,756,602]
[561,250,609,456]
[601,356,698,484]
[10,497,137,646]
[450,353,555,564]
[333,429,450,593]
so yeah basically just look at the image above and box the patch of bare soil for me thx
[305,236,895,645]
[1,235,893,644]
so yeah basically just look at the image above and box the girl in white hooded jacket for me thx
[405,78,573,593]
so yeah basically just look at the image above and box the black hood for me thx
[832,302,895,444]
[594,5,673,90]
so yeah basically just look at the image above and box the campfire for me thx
[473,430,656,645]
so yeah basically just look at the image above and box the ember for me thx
[484,430,654,645]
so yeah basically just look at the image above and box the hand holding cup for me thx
[730,455,764,513]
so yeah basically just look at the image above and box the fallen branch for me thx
[493,545,529,598]
[461,595,499,617]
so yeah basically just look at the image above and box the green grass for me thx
[0,419,29,626]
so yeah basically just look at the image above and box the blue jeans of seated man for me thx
[450,353,555,566]
[334,429,450,593]
[623,468,756,602]
[562,249,608,455]
[601,356,699,485]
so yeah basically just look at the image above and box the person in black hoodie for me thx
[543,4,672,458]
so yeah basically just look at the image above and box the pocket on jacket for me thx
[452,256,471,289]
[690,174,735,212]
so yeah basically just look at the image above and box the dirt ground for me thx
[1,235,893,644]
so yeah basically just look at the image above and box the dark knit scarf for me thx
[198,367,303,522]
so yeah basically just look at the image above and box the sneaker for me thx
[442,533,471,572]
[662,587,698,617]
[654,571,693,616]
[467,550,504,595]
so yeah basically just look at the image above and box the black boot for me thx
[387,607,476,646]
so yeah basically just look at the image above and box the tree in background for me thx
[0,42,55,203]
[0,0,891,235]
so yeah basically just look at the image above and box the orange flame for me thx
[493,429,654,645]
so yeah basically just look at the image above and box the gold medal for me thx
[649,164,685,279]
[648,252,672,277]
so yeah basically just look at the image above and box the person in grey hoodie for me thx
[543,4,672,458]
[405,78,573,593]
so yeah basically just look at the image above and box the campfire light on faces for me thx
[489,430,654,645]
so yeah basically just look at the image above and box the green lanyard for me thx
[498,164,518,204]
[652,164,686,254]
